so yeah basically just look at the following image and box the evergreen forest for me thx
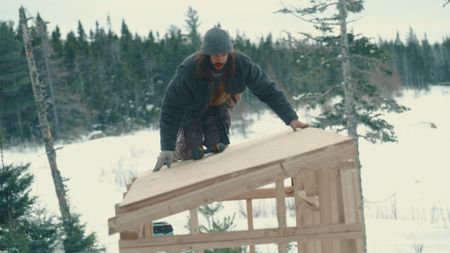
[1,9,449,144]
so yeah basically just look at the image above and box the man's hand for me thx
[153,150,174,172]
[289,119,310,131]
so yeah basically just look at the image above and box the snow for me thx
[4,85,450,252]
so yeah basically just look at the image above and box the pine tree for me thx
[420,35,437,84]
[62,212,98,253]
[278,1,408,252]
[185,6,201,49]
[0,21,36,142]
[0,163,59,253]
[0,163,35,223]
[440,38,450,82]
[405,28,426,87]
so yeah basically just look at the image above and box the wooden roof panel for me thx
[120,128,352,208]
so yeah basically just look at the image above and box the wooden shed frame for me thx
[108,128,363,253]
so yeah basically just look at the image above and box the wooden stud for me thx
[304,169,318,197]
[276,179,287,229]
[318,169,341,253]
[339,168,361,253]
[143,224,152,238]
[246,199,256,253]
[190,208,199,235]
[293,175,303,253]
[276,179,288,253]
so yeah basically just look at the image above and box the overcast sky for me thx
[2,0,450,43]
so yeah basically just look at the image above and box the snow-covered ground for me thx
[4,86,450,252]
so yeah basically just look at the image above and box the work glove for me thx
[153,150,174,172]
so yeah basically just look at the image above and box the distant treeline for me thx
[0,12,449,143]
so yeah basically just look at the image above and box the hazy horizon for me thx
[2,0,450,43]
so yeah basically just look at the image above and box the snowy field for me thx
[4,86,450,252]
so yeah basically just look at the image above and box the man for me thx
[153,27,309,172]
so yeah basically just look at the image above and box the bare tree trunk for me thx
[403,53,410,87]
[35,15,60,139]
[16,109,24,139]
[19,7,70,220]
[0,130,4,169]
[337,1,367,252]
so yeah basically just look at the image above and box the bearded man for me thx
[153,27,309,172]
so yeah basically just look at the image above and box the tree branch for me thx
[294,86,337,102]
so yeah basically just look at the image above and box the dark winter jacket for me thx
[159,50,298,150]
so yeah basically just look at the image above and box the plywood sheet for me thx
[120,128,351,209]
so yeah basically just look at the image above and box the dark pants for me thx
[174,105,231,160]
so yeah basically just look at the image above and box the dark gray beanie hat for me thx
[201,27,233,55]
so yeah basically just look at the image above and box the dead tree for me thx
[19,6,70,220]
[35,14,60,139]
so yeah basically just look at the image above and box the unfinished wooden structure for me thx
[108,128,363,252]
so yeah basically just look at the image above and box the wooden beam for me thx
[145,224,152,238]
[189,208,202,253]
[246,199,256,253]
[340,169,361,224]
[303,170,318,197]
[276,179,287,229]
[276,179,288,253]
[190,208,199,235]
[225,187,321,211]
[293,175,303,253]
[338,167,361,253]
[318,168,342,253]
[224,187,294,200]
[119,223,363,252]
[293,176,303,228]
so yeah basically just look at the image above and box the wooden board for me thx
[120,128,351,209]
[119,224,363,252]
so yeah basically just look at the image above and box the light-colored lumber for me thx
[279,243,288,253]
[246,199,256,253]
[246,199,254,230]
[293,175,303,253]
[225,187,294,200]
[293,176,303,228]
[303,170,318,197]
[318,168,342,253]
[342,168,362,224]
[189,208,199,235]
[119,223,363,252]
[275,180,287,253]
[119,128,351,209]
[144,224,152,238]
[276,179,287,229]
